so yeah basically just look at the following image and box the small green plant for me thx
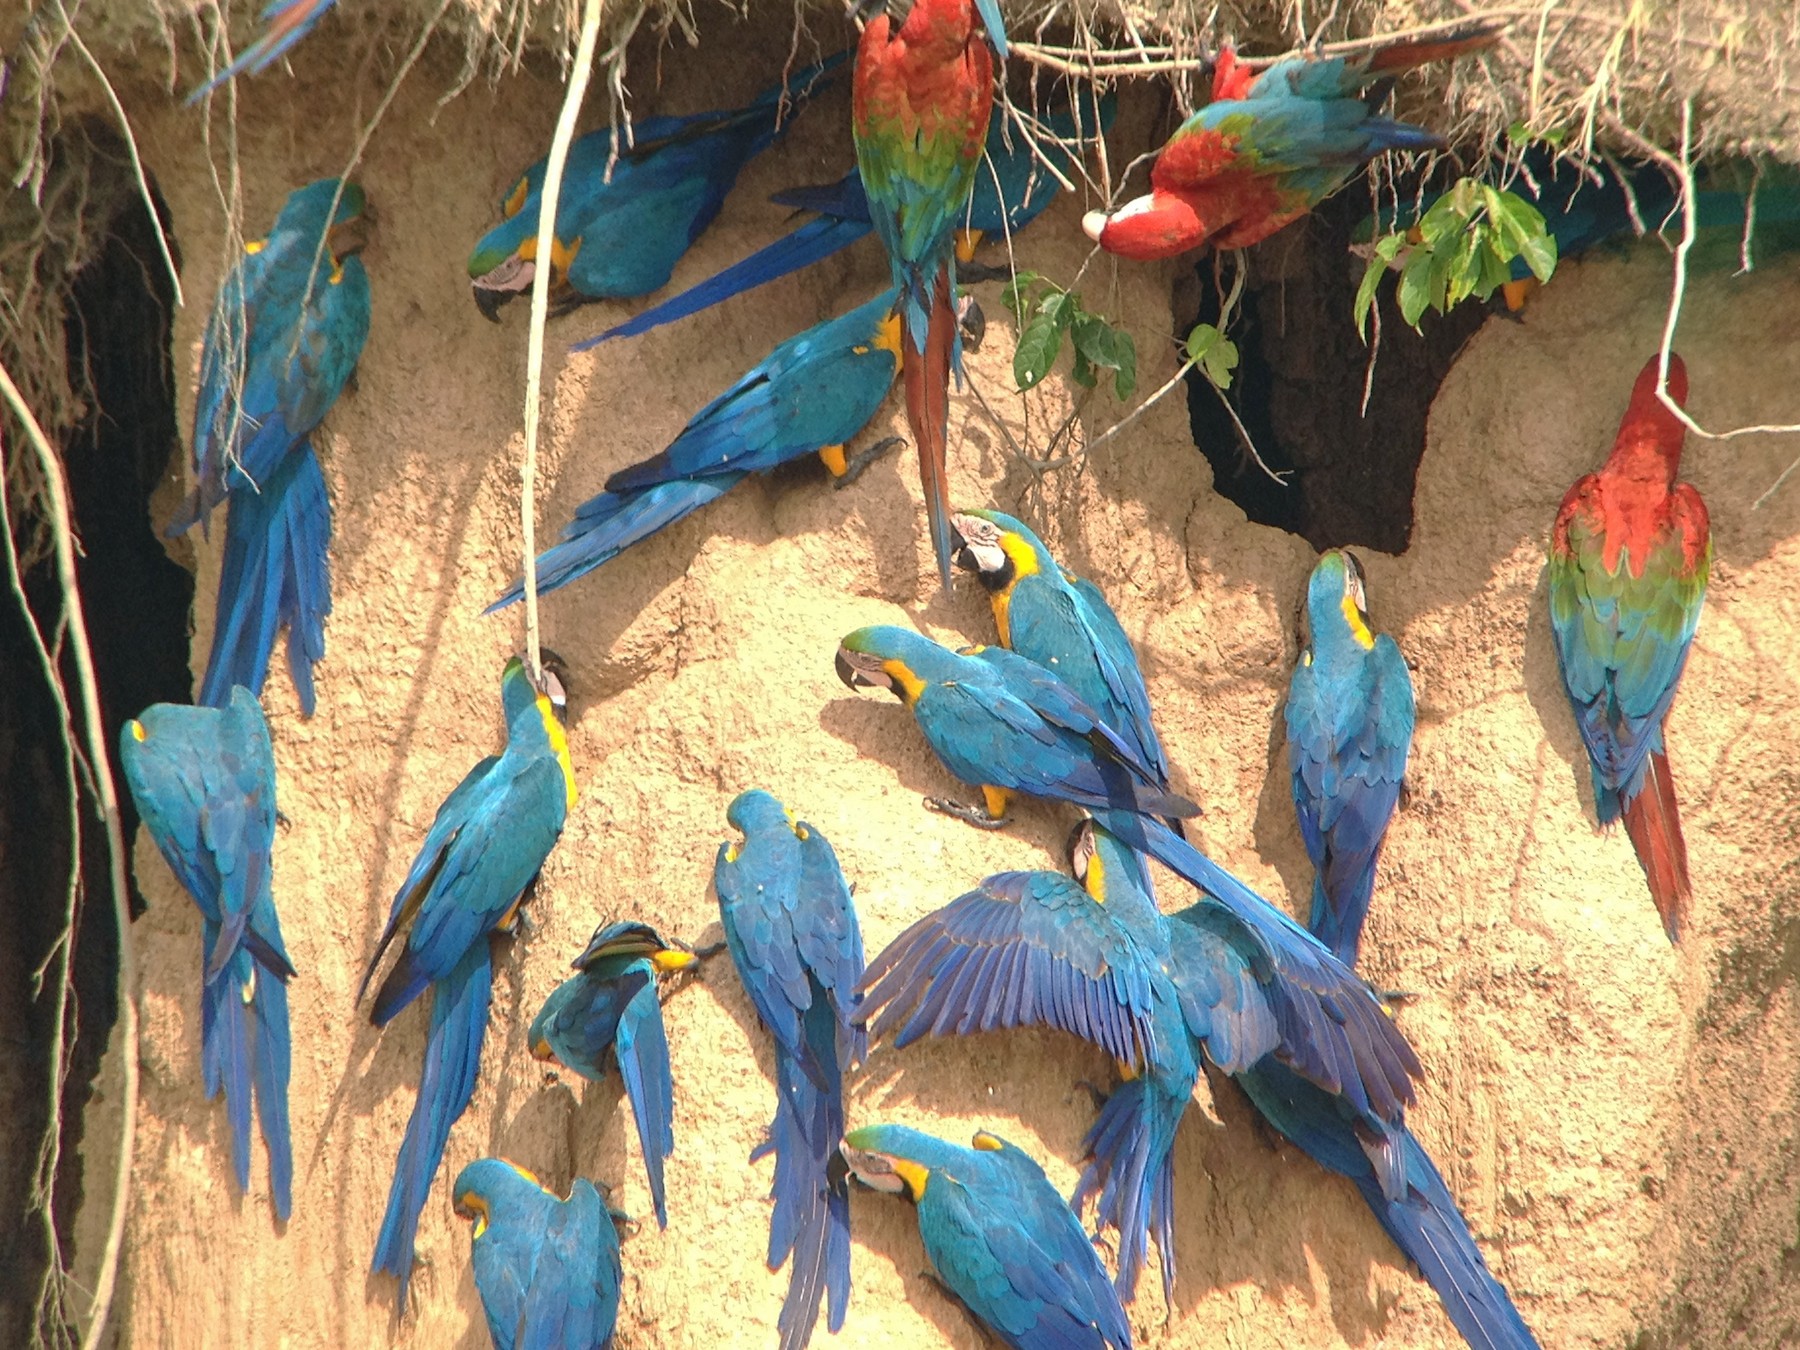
[1002,272,1137,400]
[1354,178,1558,335]
[1183,322,1239,390]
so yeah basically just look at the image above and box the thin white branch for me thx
[520,0,610,684]
[0,361,138,1350]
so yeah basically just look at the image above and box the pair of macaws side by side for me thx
[488,288,905,611]
[1548,353,1709,941]
[120,687,296,1220]
[852,0,1008,588]
[170,177,371,717]
[529,920,703,1229]
[1085,21,1503,262]
[579,90,1114,350]
[452,1158,623,1349]
[713,790,866,1350]
[842,1124,1133,1350]
[468,55,844,321]
[357,656,576,1306]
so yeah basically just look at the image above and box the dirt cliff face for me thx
[108,19,1800,1349]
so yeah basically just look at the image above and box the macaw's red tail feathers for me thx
[1624,749,1693,942]
[1364,17,1507,74]
[904,272,957,589]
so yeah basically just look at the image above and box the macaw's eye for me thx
[1340,552,1369,614]
[949,515,1005,575]
[1066,818,1095,882]
[841,1148,907,1194]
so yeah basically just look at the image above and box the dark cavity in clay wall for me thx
[0,124,192,1345]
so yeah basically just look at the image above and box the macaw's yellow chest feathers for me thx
[534,695,578,809]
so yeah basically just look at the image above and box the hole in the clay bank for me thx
[1179,189,1491,556]
[0,119,191,1335]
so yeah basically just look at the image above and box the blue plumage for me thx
[359,659,575,1305]
[714,790,865,1350]
[575,93,1113,348]
[489,289,902,611]
[529,921,698,1229]
[453,1158,623,1349]
[185,0,336,103]
[1283,550,1414,967]
[469,55,843,319]
[120,687,295,1219]
[842,1124,1132,1350]
[171,178,369,715]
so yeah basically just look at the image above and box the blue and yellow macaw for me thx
[842,1125,1132,1350]
[451,1158,623,1350]
[358,656,576,1306]
[119,687,294,1218]
[528,920,700,1229]
[714,789,866,1350]
[1284,550,1414,968]
[469,55,843,321]
[834,626,1419,1127]
[185,0,336,104]
[488,289,904,610]
[576,92,1113,349]
[168,177,370,716]
[1159,867,1540,1350]
[950,509,1173,797]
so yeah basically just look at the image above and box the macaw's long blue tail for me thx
[1238,1060,1540,1350]
[201,930,296,1220]
[184,0,336,103]
[572,214,872,350]
[199,442,332,715]
[617,980,677,1228]
[1073,1071,1186,1303]
[1309,861,1379,971]
[755,998,851,1350]
[372,942,495,1308]
[485,474,742,614]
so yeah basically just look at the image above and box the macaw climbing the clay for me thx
[842,1124,1133,1350]
[579,91,1113,348]
[1083,21,1502,261]
[1548,353,1709,941]
[451,1158,623,1350]
[1284,549,1414,967]
[833,626,1419,1128]
[185,0,336,103]
[950,509,1175,805]
[168,177,370,716]
[468,55,843,320]
[714,790,866,1350]
[119,688,295,1219]
[529,920,700,1229]
[852,0,1007,586]
[488,288,905,611]
[358,656,575,1306]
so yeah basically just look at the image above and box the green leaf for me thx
[1354,250,1388,340]
[1518,230,1558,283]
[1416,191,1464,244]
[1000,270,1041,318]
[1397,252,1433,327]
[1013,310,1065,390]
[1190,331,1238,389]
[1185,322,1223,365]
[1111,331,1137,400]
[1070,345,1097,389]
[1475,239,1514,298]
[1505,119,1532,145]
[1038,289,1076,333]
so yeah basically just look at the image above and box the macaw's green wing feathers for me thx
[857,870,1159,1064]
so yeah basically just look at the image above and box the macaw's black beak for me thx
[329,211,373,259]
[473,284,513,323]
[835,649,870,690]
[956,294,986,352]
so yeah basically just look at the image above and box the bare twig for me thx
[520,0,611,684]
[1083,359,1192,456]
[0,360,138,1350]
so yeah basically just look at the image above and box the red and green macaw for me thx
[852,0,1007,587]
[1083,22,1500,261]
[1548,353,1709,941]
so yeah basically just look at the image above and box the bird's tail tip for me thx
[1624,750,1693,943]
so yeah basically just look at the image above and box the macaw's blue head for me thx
[842,1124,1011,1201]
[949,508,1053,596]
[501,649,571,728]
[573,919,697,974]
[1304,549,1377,653]
[452,1157,557,1237]
[835,625,955,707]
[275,178,372,262]
[725,787,793,838]
[119,701,208,800]
[468,167,583,321]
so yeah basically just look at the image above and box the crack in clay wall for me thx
[100,18,1800,1349]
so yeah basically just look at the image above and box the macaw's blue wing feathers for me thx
[199,441,333,715]
[1238,1060,1540,1350]
[716,790,864,1350]
[615,974,677,1228]
[250,959,295,1218]
[571,213,873,350]
[857,870,1158,1063]
[372,941,494,1303]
